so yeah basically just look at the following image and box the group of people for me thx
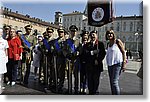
[0,24,126,95]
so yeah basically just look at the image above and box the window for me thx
[116,23,120,32]
[137,22,140,26]
[89,27,91,31]
[123,22,126,31]
[130,22,133,32]
[137,27,140,31]
[71,17,72,21]
[136,22,140,31]
[64,18,66,22]
[78,27,80,31]
[79,17,81,21]
[84,27,86,30]
[60,18,61,23]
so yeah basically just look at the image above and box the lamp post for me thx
[135,32,139,54]
[135,32,142,58]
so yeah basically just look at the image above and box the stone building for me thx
[63,11,87,33]
[63,11,143,52]
[54,11,63,26]
[0,7,59,38]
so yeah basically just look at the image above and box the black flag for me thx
[88,0,114,27]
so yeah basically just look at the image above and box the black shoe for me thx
[95,91,99,95]
[57,88,63,94]
[88,92,94,95]
[23,81,28,86]
[74,90,79,95]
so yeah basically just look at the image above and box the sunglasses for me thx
[47,32,53,33]
[59,31,64,33]
[5,28,10,30]
[71,30,76,32]
[10,31,15,33]
[107,33,113,34]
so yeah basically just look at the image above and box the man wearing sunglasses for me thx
[66,25,80,94]
[51,27,66,93]
[21,24,37,85]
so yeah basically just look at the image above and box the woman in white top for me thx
[105,30,126,95]
[0,28,9,92]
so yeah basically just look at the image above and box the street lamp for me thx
[135,32,139,54]
[135,32,142,58]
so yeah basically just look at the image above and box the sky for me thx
[1,0,142,22]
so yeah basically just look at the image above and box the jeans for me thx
[8,59,18,82]
[108,63,122,95]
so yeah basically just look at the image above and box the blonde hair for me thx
[105,30,116,40]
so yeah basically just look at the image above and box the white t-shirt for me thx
[106,43,123,66]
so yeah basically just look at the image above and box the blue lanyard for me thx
[43,39,51,51]
[21,34,31,48]
[67,39,76,53]
[54,39,61,52]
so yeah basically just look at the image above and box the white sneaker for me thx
[2,86,5,90]
[11,82,16,86]
[0,85,5,90]
[7,81,10,85]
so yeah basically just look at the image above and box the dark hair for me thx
[16,30,22,34]
[89,30,97,36]
[105,30,116,40]
[81,30,89,37]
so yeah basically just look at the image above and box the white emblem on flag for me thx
[92,7,104,22]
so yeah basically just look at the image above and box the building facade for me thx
[0,7,59,38]
[54,11,63,26]
[63,11,87,33]
[63,11,143,53]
